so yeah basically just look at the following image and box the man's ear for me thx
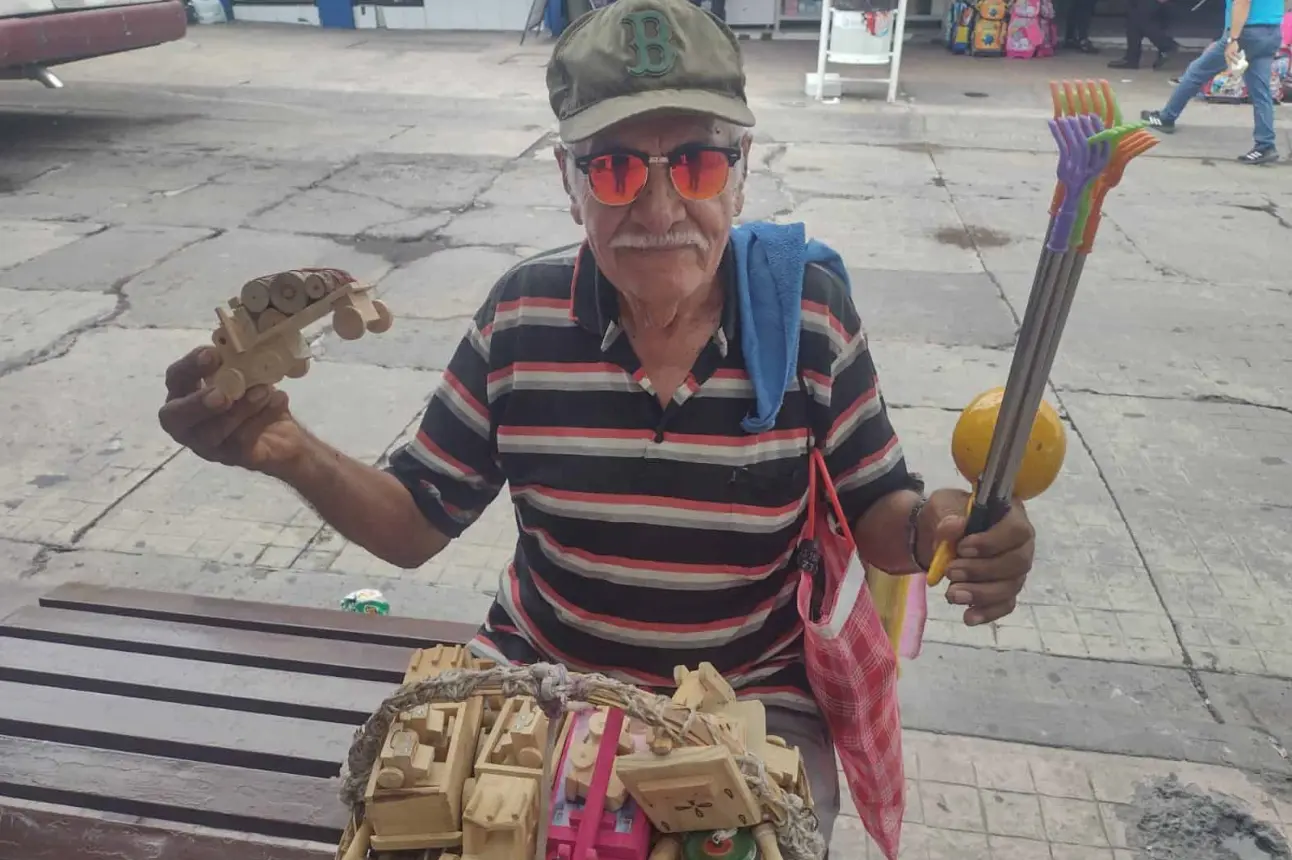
[554,145,584,226]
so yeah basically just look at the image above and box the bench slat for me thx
[0,736,348,843]
[40,581,478,647]
[0,638,394,724]
[0,797,333,860]
[0,605,411,683]
[0,680,354,779]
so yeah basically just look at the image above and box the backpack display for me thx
[1004,0,1056,57]
[1038,0,1058,56]
[945,0,975,53]
[1005,0,1043,57]
[971,0,1008,55]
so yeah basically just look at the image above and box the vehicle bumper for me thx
[0,0,186,69]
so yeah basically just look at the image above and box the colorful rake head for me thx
[1047,114,1111,254]
[1046,79,1155,252]
[1078,130,1157,252]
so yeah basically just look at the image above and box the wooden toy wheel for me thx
[211,367,246,401]
[286,357,310,379]
[257,309,287,333]
[248,351,286,385]
[240,279,272,314]
[332,305,367,341]
[367,299,394,334]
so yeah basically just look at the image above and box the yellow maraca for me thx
[925,387,1067,587]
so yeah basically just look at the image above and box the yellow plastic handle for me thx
[925,494,975,587]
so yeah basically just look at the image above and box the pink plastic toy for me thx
[546,708,651,860]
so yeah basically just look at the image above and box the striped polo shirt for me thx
[386,240,923,711]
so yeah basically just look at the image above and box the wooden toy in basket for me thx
[335,650,825,860]
[205,267,393,402]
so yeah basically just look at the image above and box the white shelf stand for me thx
[811,0,910,104]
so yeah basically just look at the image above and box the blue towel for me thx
[729,221,852,434]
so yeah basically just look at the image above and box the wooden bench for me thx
[0,581,477,860]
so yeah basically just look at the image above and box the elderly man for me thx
[158,0,1035,848]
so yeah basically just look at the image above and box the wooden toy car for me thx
[336,660,817,860]
[204,267,393,401]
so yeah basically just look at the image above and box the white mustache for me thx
[610,231,709,251]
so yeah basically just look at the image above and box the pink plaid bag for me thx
[795,447,906,859]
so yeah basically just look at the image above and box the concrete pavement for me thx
[2,24,1291,858]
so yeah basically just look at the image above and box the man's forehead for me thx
[588,112,728,148]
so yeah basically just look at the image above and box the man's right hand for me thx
[159,346,307,479]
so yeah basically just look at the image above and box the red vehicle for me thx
[0,0,186,88]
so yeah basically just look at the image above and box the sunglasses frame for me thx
[572,143,743,206]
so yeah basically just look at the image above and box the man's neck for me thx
[620,275,725,336]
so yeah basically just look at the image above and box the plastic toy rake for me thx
[927,80,1157,588]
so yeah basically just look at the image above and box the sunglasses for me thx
[573,144,743,207]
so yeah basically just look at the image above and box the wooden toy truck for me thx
[339,658,816,860]
[204,267,393,401]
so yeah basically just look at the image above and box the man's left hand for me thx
[917,488,1035,626]
[1225,38,1241,65]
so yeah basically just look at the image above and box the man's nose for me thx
[628,162,686,234]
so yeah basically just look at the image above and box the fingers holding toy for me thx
[922,489,1036,626]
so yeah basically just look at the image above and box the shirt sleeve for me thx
[809,268,924,527]
[384,309,505,540]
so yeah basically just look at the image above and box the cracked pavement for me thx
[2,23,1291,857]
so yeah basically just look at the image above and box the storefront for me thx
[229,0,533,29]
[226,0,942,35]
[727,0,943,34]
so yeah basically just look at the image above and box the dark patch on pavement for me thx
[28,474,69,489]
[0,110,190,153]
[933,225,1012,249]
[963,91,990,98]
[1120,774,1291,859]
[336,234,450,266]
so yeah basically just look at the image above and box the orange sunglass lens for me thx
[586,154,649,205]
[670,149,730,200]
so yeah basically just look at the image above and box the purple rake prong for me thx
[1047,117,1087,254]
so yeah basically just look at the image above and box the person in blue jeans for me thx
[1140,0,1284,164]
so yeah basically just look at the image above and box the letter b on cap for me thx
[622,10,677,76]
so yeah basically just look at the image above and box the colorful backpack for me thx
[971,0,1008,55]
[945,0,975,53]
[1037,0,1058,56]
[1005,0,1043,58]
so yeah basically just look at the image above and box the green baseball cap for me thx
[547,0,757,143]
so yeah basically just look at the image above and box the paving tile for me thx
[920,781,985,833]
[853,733,1292,858]
[924,825,991,859]
[1028,755,1097,801]
[975,755,1037,794]
[1049,847,1115,860]
[1039,796,1109,846]
[988,835,1053,860]
[982,790,1046,840]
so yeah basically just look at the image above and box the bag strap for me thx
[811,449,856,551]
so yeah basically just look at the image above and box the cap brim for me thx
[558,88,756,143]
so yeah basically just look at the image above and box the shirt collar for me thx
[569,241,739,356]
